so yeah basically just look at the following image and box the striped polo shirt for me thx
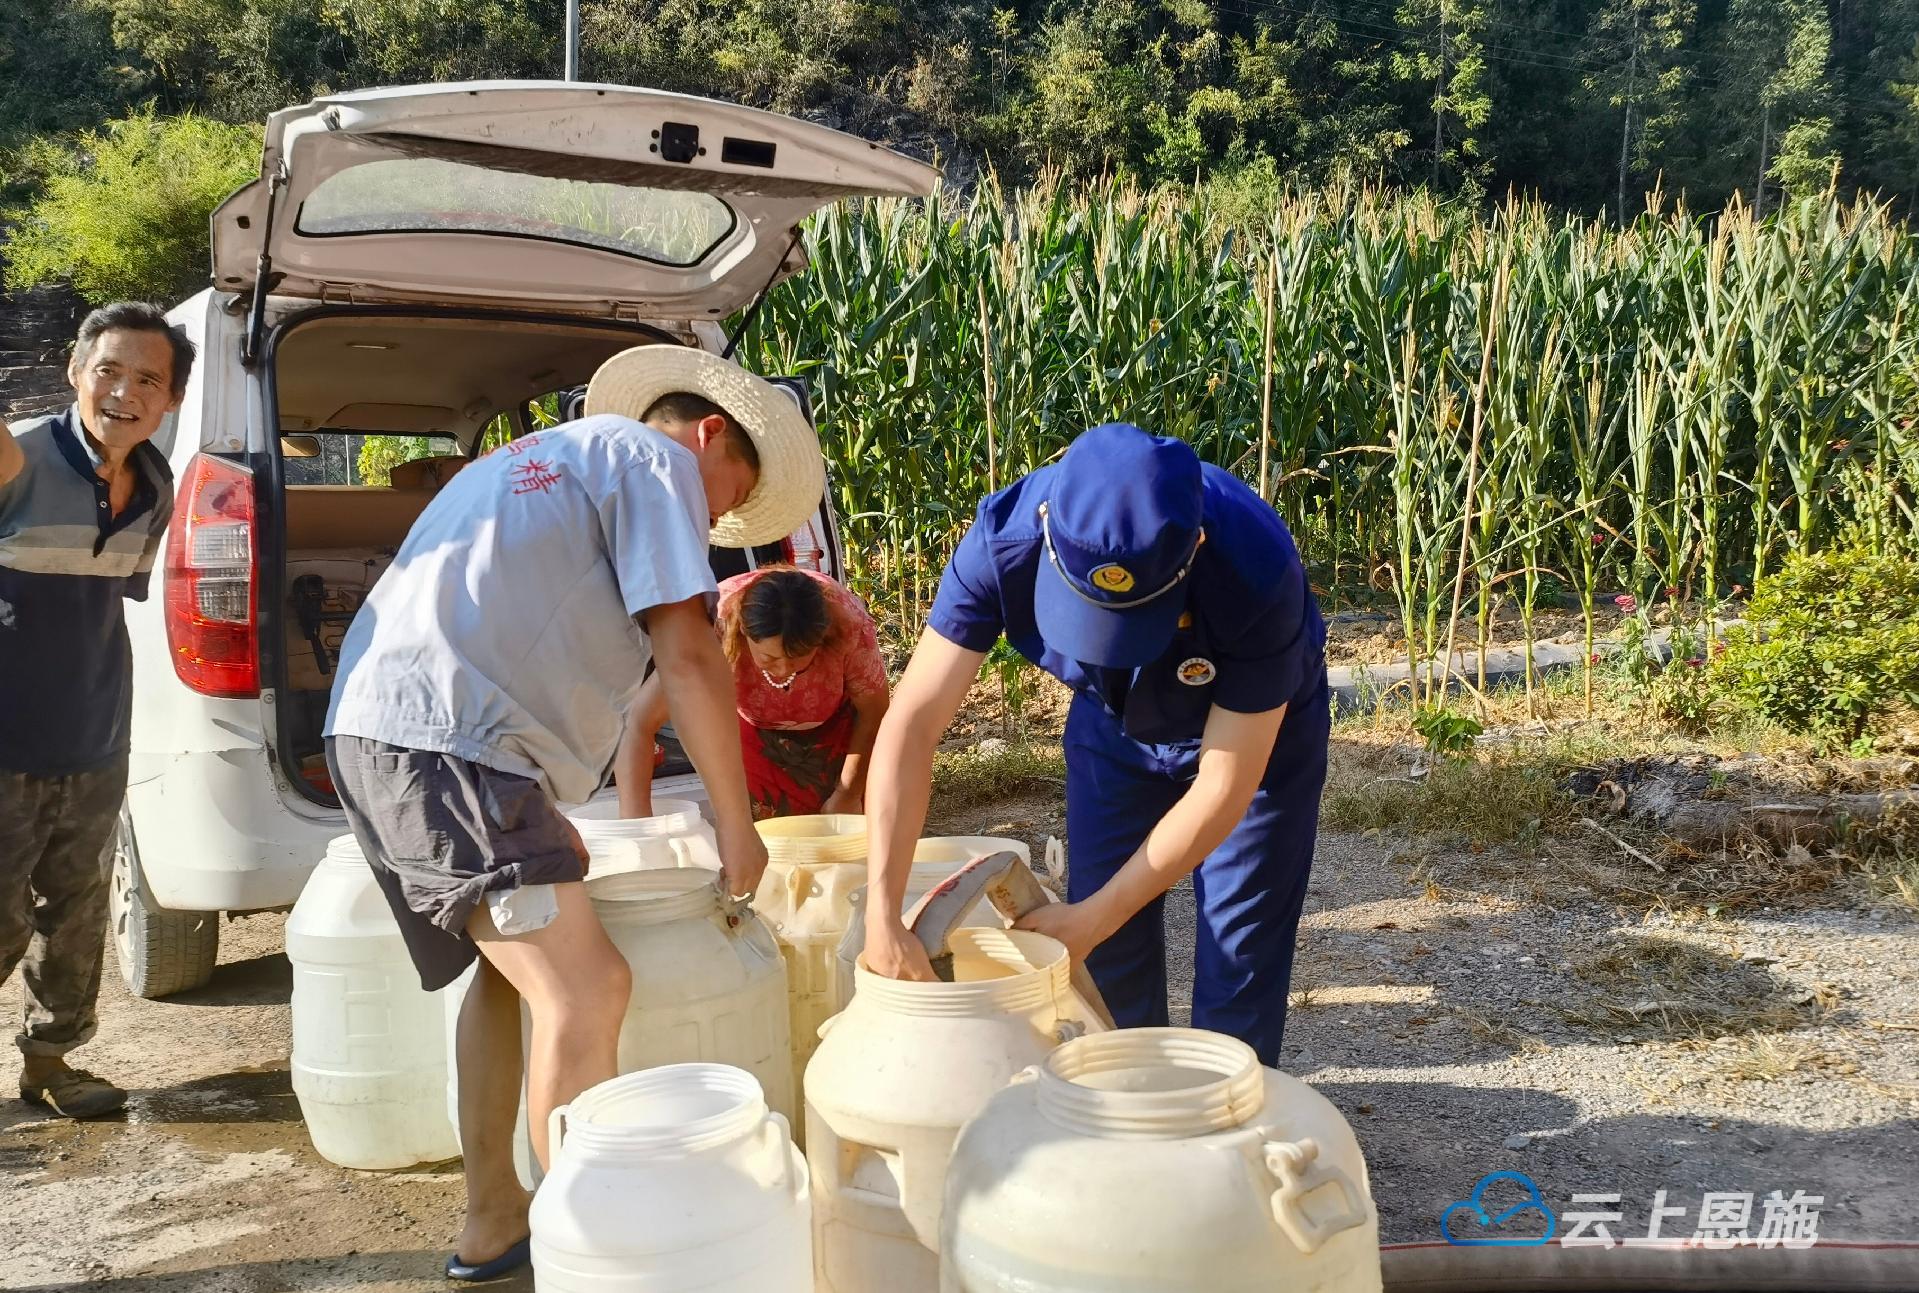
[0,406,174,775]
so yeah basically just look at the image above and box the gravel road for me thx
[2,799,1914,1290]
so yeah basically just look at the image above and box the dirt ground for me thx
[3,764,1916,1290]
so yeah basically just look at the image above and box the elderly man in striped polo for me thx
[0,302,192,1119]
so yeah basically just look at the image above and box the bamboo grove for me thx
[735,178,1919,689]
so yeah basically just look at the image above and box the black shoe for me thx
[445,1235,530,1282]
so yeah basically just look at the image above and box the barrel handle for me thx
[764,1111,803,1197]
[1262,1137,1368,1255]
[1036,837,1066,893]
[547,1104,571,1158]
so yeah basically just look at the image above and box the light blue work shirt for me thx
[326,414,716,804]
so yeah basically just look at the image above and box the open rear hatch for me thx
[212,80,938,322]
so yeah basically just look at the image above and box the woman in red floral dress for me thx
[617,566,890,820]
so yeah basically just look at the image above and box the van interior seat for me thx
[388,455,471,490]
[283,485,438,551]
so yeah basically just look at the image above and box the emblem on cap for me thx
[1177,658,1217,686]
[1089,564,1136,594]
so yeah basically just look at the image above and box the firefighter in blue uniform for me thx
[860,422,1329,1065]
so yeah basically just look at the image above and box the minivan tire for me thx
[109,807,219,999]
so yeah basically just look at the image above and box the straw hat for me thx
[584,345,825,549]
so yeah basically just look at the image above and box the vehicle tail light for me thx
[784,520,826,572]
[164,453,259,697]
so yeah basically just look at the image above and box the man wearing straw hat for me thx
[324,346,824,1282]
[860,422,1329,1069]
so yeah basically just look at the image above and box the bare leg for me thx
[468,882,631,1171]
[451,957,532,1266]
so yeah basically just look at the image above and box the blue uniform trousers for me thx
[1063,681,1328,1067]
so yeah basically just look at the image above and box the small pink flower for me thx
[1614,594,1638,613]
[1589,652,1602,665]
[1731,584,1745,596]
[1591,532,1606,546]
[1685,657,1704,669]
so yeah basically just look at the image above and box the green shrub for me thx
[1709,547,1919,750]
[4,110,259,304]
[356,436,438,486]
[1411,705,1483,760]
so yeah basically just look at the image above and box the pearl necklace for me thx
[761,668,798,692]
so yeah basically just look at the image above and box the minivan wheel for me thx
[109,807,219,999]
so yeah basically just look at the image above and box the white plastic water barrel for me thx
[942,1028,1382,1292]
[287,836,459,1170]
[531,1063,811,1292]
[804,928,1106,1293]
[593,870,793,1125]
[567,799,720,876]
[751,814,868,1102]
[445,869,794,1187]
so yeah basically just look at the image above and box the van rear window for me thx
[284,433,462,486]
[295,158,736,267]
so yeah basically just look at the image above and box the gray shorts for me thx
[325,735,585,991]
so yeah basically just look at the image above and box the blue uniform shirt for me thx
[929,461,1327,748]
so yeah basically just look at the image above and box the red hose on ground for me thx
[1381,1238,1919,1291]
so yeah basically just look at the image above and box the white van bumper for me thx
[127,748,713,914]
[127,748,342,912]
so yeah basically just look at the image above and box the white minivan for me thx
[116,81,935,997]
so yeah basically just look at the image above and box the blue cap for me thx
[1034,423,1204,669]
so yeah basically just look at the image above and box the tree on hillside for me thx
[1393,0,1493,193]
[1585,0,1696,223]
[339,0,561,84]
[1723,0,1839,213]
[0,1,131,161]
[3,111,260,304]
[1228,17,1407,183]
[588,0,900,116]
[1018,0,1164,177]
[1880,34,1919,193]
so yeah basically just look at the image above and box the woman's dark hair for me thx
[723,567,835,662]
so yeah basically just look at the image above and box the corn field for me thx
[736,178,1919,695]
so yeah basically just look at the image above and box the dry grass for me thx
[1715,1035,1842,1082]
[929,739,1067,815]
[1325,681,1915,916]
[1321,745,1571,848]
[1335,666,1811,765]
[1562,933,1812,1040]
[1833,800,1919,913]
[1453,1007,1551,1053]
